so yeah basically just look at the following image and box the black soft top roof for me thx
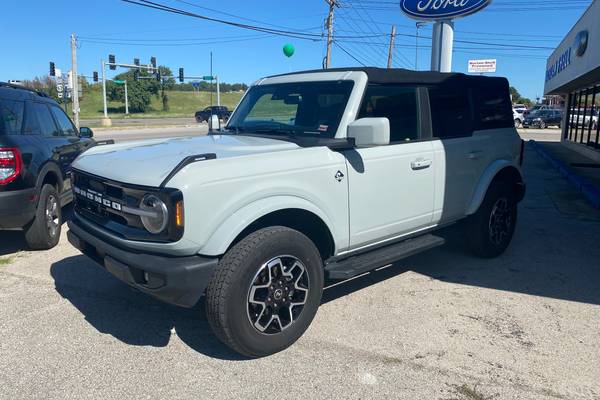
[270,67,509,88]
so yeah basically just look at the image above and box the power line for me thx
[333,41,367,66]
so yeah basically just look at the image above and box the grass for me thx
[77,87,244,119]
[0,256,14,266]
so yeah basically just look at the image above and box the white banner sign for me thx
[468,59,497,73]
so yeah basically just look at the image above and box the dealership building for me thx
[544,0,600,159]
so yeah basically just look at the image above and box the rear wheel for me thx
[539,120,546,129]
[514,119,522,128]
[205,226,324,357]
[466,181,517,258]
[24,184,62,250]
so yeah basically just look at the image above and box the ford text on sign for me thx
[400,0,492,20]
[468,59,497,73]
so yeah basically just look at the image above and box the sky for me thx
[0,0,593,100]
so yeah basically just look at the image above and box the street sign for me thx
[57,84,63,92]
[400,0,492,20]
[202,76,214,81]
[58,92,63,99]
[191,81,200,88]
[468,59,497,73]
[113,80,125,85]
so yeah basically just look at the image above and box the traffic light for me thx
[93,71,98,82]
[150,57,157,69]
[49,62,55,77]
[133,69,140,82]
[134,58,140,67]
[178,68,184,83]
[156,70,161,82]
[108,54,116,70]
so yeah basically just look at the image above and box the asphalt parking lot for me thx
[1,138,600,399]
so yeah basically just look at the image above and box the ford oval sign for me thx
[400,0,492,20]
[574,30,589,57]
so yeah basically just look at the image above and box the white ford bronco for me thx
[67,68,525,357]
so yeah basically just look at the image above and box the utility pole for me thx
[101,60,111,126]
[387,25,396,69]
[70,33,80,129]
[324,0,338,69]
[210,51,213,105]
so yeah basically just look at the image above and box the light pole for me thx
[101,60,111,126]
[124,80,129,115]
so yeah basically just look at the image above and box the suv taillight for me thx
[0,148,23,184]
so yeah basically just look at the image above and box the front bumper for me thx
[0,188,37,229]
[67,217,219,308]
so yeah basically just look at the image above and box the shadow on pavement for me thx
[50,255,246,361]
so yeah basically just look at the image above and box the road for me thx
[82,117,196,128]
[1,139,599,399]
[94,124,208,142]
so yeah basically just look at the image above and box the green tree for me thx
[107,68,163,112]
[509,86,533,107]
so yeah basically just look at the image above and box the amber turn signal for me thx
[175,200,184,227]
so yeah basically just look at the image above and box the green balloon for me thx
[283,44,295,58]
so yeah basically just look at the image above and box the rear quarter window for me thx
[473,82,513,130]
[0,99,24,135]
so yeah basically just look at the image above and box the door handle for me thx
[411,158,432,170]
[467,150,483,160]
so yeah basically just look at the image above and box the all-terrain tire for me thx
[24,184,62,250]
[466,181,517,258]
[205,226,324,357]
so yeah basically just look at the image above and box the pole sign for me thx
[400,0,492,20]
[468,59,497,73]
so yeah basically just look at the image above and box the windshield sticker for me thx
[318,125,328,132]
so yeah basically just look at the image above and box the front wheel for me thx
[466,181,517,258]
[514,119,522,128]
[539,121,546,129]
[205,226,324,357]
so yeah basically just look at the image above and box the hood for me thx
[72,134,300,187]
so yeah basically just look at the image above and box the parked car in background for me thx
[195,106,231,123]
[513,104,528,114]
[513,108,524,128]
[0,82,95,249]
[523,104,561,116]
[522,109,563,129]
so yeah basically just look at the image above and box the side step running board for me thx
[324,234,445,280]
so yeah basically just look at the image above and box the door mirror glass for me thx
[79,127,94,138]
[208,114,220,131]
[347,118,390,147]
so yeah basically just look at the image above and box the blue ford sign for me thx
[400,0,492,20]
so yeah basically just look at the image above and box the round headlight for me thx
[140,194,168,234]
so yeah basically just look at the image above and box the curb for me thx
[530,140,600,208]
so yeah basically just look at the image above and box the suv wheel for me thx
[466,181,517,258]
[514,119,522,128]
[24,184,62,250]
[205,226,324,357]
[539,120,546,129]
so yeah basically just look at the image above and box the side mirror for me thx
[347,117,390,147]
[79,127,94,138]
[208,114,220,131]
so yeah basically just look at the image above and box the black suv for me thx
[194,105,231,123]
[0,82,95,249]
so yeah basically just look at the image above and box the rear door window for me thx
[50,106,76,136]
[23,101,41,135]
[33,103,60,137]
[0,99,24,135]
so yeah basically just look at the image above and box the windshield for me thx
[226,81,354,138]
